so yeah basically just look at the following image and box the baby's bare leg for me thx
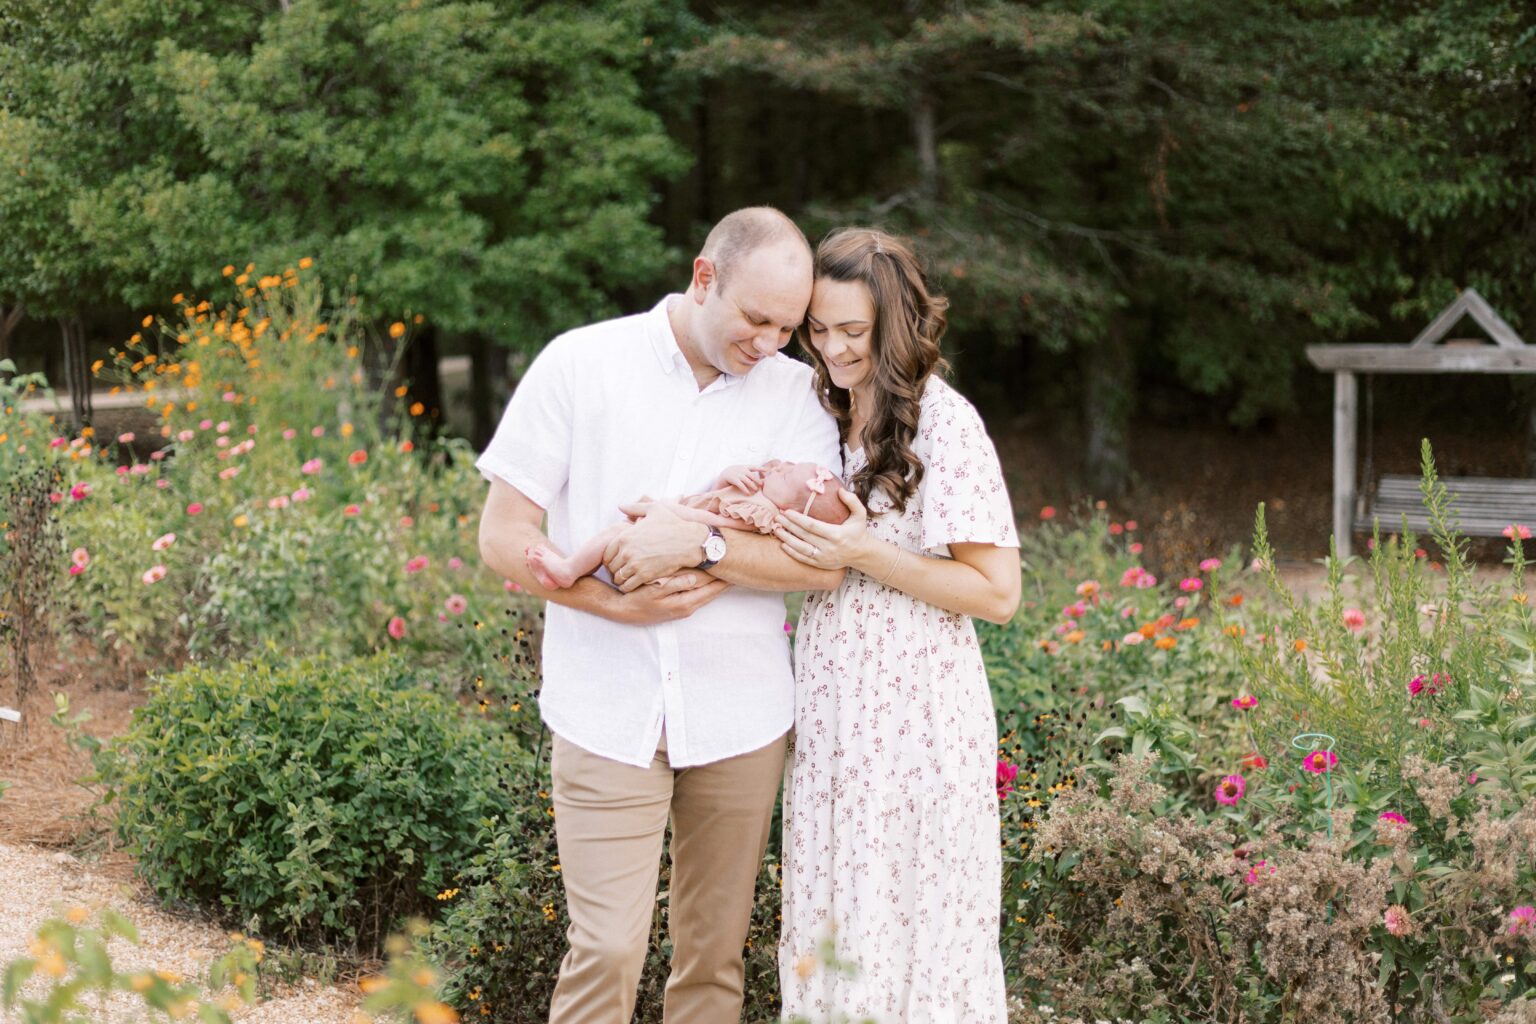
[526,524,626,590]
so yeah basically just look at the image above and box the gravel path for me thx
[0,840,364,1023]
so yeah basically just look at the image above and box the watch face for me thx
[704,534,728,562]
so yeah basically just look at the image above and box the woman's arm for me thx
[773,491,1022,625]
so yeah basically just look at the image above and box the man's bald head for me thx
[700,206,812,295]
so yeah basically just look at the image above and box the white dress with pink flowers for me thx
[779,376,1019,1023]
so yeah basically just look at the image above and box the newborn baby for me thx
[526,459,849,590]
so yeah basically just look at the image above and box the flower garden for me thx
[1,266,1534,1022]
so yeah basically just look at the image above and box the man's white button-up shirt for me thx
[475,295,840,767]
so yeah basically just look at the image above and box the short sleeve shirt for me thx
[475,295,840,767]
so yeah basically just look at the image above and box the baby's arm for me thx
[715,464,764,494]
[619,498,740,531]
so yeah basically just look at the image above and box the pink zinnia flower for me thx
[1231,694,1258,711]
[70,547,90,568]
[216,420,230,434]
[267,495,290,510]
[444,594,468,616]
[1408,675,1425,697]
[1302,749,1339,774]
[186,502,204,516]
[247,424,258,435]
[1214,774,1245,805]
[1243,859,1274,884]
[1378,811,1408,826]
[448,557,463,570]
[282,428,297,440]
[1384,905,1414,937]
[1179,577,1202,592]
[49,437,67,449]
[311,426,326,437]
[1125,519,1138,530]
[215,436,230,448]
[68,564,85,576]
[222,391,236,403]
[218,466,241,480]
[150,449,165,461]
[1199,557,1222,572]
[400,515,414,528]
[1503,524,1532,541]
[177,429,195,442]
[291,487,311,502]
[152,533,176,551]
[117,431,135,443]
[115,466,129,477]
[199,419,213,430]
[1342,607,1366,631]
[387,616,407,640]
[1173,596,1189,609]
[1108,522,1123,535]
[301,458,323,475]
[996,759,1019,800]
[1509,906,1536,936]
[344,504,361,517]
[48,492,63,503]
[1075,580,1100,598]
[1120,631,1144,646]
[69,483,91,501]
[155,479,170,490]
[1129,542,1144,554]
[141,565,167,585]
[405,555,429,574]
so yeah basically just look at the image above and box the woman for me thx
[773,227,1021,1022]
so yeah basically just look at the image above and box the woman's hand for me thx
[773,489,873,570]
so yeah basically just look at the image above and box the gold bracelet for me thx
[877,544,904,584]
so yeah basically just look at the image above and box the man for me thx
[476,206,842,1024]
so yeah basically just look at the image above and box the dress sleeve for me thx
[473,335,574,509]
[916,385,1020,554]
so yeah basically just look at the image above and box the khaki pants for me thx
[547,728,788,1024]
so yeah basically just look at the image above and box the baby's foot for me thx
[526,543,578,590]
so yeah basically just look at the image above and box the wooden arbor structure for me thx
[1306,289,1536,559]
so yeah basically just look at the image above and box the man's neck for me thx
[666,293,722,391]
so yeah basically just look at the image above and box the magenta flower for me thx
[387,616,407,640]
[444,594,468,616]
[344,504,361,517]
[186,502,204,516]
[996,759,1019,801]
[405,555,429,574]
[1243,859,1274,884]
[68,564,85,576]
[1179,577,1203,591]
[1384,905,1414,937]
[1342,607,1366,631]
[49,437,66,449]
[69,482,91,501]
[141,565,167,585]
[1407,675,1425,697]
[1214,775,1246,805]
[1378,811,1408,826]
[301,458,323,475]
[1199,557,1222,572]
[1231,694,1259,711]
[1509,906,1536,936]
[1302,749,1339,774]
[199,419,213,430]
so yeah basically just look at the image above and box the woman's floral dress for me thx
[779,375,1019,1023]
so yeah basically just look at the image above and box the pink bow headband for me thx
[800,467,836,516]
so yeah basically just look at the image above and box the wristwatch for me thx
[696,525,728,570]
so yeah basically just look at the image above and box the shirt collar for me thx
[647,294,747,390]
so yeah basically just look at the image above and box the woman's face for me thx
[806,277,876,394]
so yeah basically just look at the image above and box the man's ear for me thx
[691,257,716,303]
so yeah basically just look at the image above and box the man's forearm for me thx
[710,529,844,593]
[479,519,631,623]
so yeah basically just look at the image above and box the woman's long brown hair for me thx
[799,228,949,516]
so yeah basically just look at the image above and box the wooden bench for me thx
[1356,474,1536,538]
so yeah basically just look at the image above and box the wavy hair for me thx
[798,228,949,515]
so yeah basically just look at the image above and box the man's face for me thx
[694,242,812,377]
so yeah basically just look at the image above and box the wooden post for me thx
[1333,371,1357,560]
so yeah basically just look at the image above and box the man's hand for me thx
[616,572,731,624]
[604,502,710,592]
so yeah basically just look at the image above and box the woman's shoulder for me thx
[916,374,984,437]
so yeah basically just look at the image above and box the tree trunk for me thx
[1082,317,1134,499]
[467,332,509,451]
[58,316,91,432]
[912,90,940,201]
[0,303,24,371]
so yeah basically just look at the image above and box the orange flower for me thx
[222,265,235,276]
[409,401,425,416]
[1138,623,1157,638]
[1293,639,1307,652]
[414,1002,458,1024]
[1177,617,1199,630]
[349,449,368,466]
[1154,636,1176,650]
[1064,629,1085,644]
[358,976,388,994]
[389,322,406,339]
[399,439,415,453]
[299,256,314,269]
[1224,624,1246,638]
[1228,594,1244,606]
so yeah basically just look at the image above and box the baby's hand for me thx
[719,465,764,494]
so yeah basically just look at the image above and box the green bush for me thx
[97,651,526,954]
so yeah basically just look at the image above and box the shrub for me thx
[97,651,527,954]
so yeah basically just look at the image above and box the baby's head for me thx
[761,461,849,524]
